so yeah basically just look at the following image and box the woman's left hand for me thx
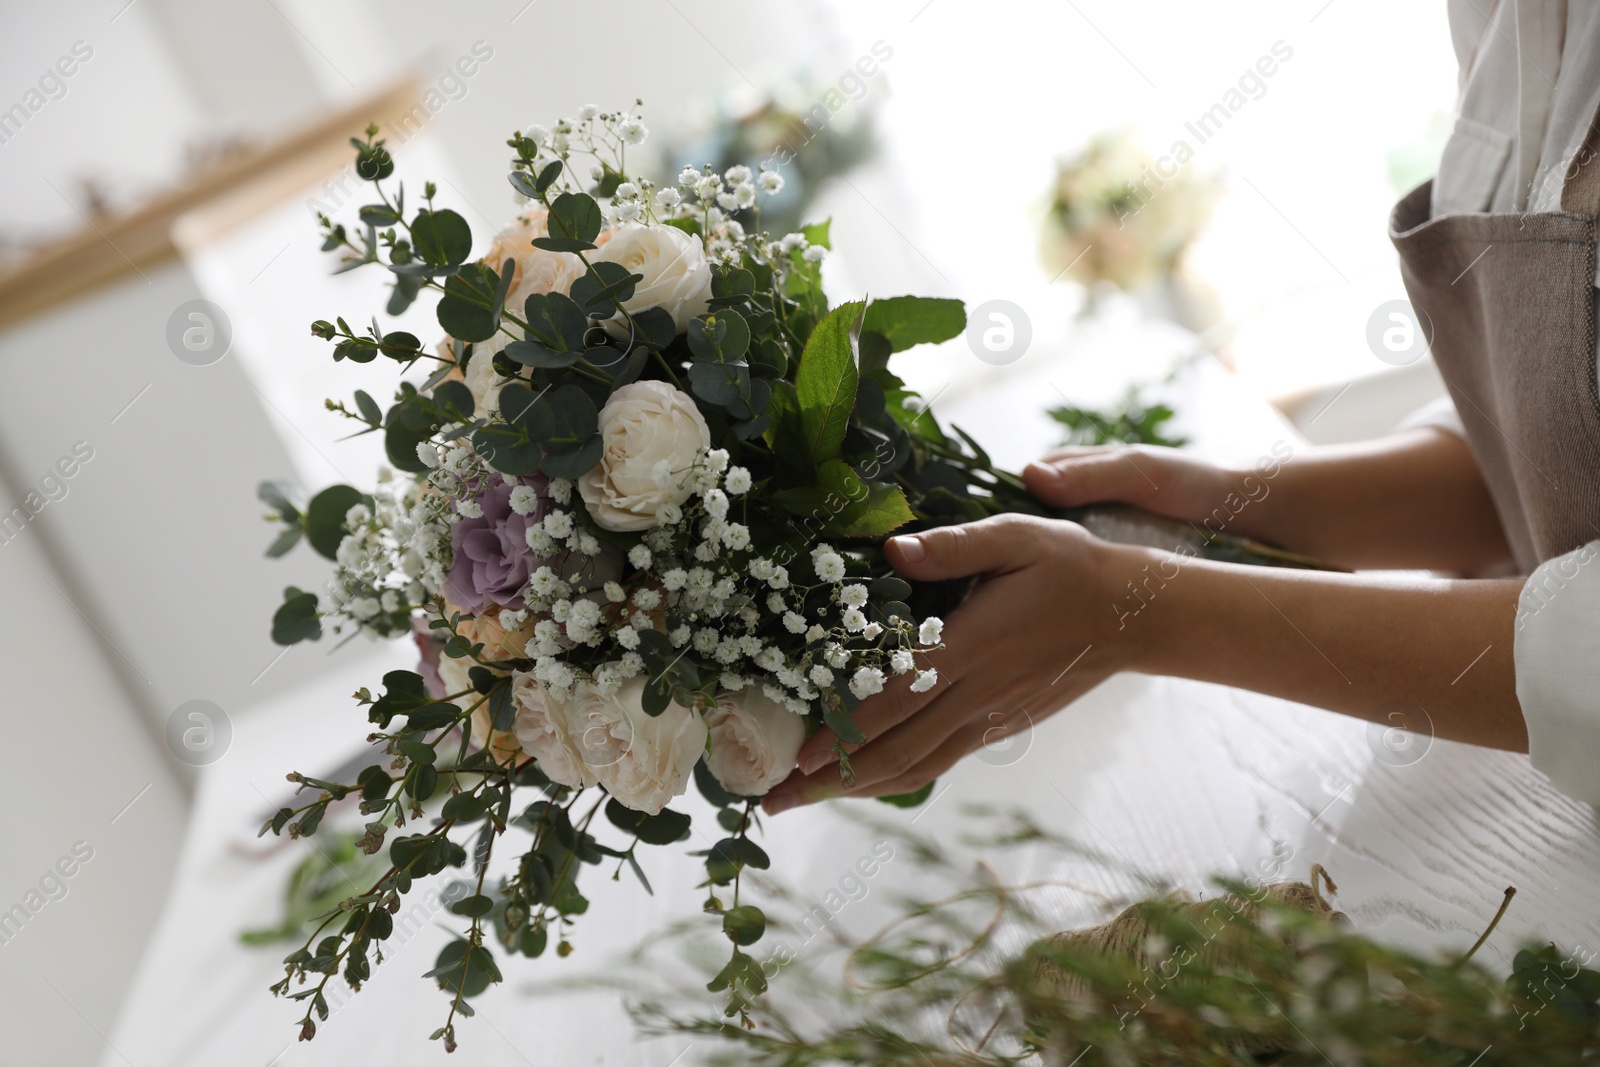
[761,511,1143,814]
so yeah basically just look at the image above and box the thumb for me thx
[1023,450,1155,508]
[885,515,1041,580]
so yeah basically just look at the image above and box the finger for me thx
[793,569,1033,775]
[777,674,991,808]
[844,719,988,799]
[1023,448,1161,509]
[884,513,1046,583]
[857,691,1062,799]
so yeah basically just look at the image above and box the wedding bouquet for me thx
[257,104,1057,1049]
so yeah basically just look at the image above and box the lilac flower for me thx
[444,476,550,614]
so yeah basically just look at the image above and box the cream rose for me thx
[704,688,807,797]
[579,381,710,531]
[466,212,587,414]
[510,673,594,790]
[589,223,712,335]
[568,678,707,815]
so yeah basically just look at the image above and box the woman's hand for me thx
[1024,444,1258,530]
[761,513,1145,813]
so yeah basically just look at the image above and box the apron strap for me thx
[1559,96,1600,219]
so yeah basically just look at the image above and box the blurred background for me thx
[0,1,1471,1064]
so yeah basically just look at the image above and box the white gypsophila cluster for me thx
[513,105,810,279]
[517,444,938,713]
[324,465,454,638]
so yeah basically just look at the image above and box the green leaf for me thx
[794,301,864,470]
[825,482,914,538]
[437,263,502,343]
[824,702,865,745]
[410,209,472,267]
[521,292,588,351]
[802,218,832,250]
[687,310,751,363]
[304,485,364,560]
[271,589,321,645]
[352,389,383,425]
[265,525,303,558]
[862,296,967,352]
[606,798,691,845]
[369,670,432,728]
[257,480,301,519]
[535,192,601,251]
[569,262,641,317]
[528,384,598,450]
[432,379,475,422]
[877,780,936,808]
[539,434,603,479]
[449,894,494,918]
[722,905,767,946]
[869,575,913,602]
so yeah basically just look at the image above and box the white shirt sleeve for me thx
[1515,541,1600,804]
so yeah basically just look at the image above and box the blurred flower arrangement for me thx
[660,76,882,236]
[1041,131,1221,332]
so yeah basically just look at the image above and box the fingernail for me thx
[893,535,926,563]
[801,751,833,776]
[764,792,797,815]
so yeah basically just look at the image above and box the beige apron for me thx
[1390,117,1600,573]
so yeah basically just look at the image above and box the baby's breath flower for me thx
[415,442,440,468]
[758,170,785,194]
[548,477,573,505]
[808,665,834,687]
[802,245,826,263]
[783,611,808,634]
[576,103,599,121]
[840,584,869,608]
[633,587,662,610]
[863,621,883,640]
[849,667,886,699]
[814,551,846,583]
[910,668,938,693]
[618,118,647,144]
[604,581,626,603]
[508,485,540,515]
[543,511,574,538]
[918,617,944,646]
[725,467,752,494]
[628,544,652,570]
[890,649,916,674]
[842,608,867,633]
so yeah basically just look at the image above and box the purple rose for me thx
[444,476,549,614]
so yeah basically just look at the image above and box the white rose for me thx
[589,223,712,335]
[579,381,710,531]
[466,212,587,414]
[567,678,707,815]
[510,673,595,790]
[704,688,806,797]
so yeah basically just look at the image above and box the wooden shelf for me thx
[0,76,422,331]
